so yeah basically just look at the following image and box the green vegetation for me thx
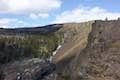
[0,32,64,64]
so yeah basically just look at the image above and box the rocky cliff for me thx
[53,20,120,80]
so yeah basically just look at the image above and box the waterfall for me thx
[47,45,62,62]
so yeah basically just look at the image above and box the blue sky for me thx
[0,0,120,28]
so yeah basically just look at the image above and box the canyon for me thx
[0,19,120,80]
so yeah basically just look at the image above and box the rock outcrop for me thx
[54,20,120,80]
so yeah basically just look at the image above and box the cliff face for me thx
[53,21,94,63]
[78,20,120,80]
[55,20,120,80]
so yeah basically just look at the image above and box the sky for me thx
[0,0,120,28]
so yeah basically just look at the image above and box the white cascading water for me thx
[48,45,62,62]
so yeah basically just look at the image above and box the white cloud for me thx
[29,13,49,19]
[0,0,61,14]
[29,14,39,19]
[0,0,62,19]
[38,13,49,18]
[52,6,120,23]
[16,20,30,27]
[0,18,30,28]
[0,18,18,28]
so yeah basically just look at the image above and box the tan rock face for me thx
[67,20,120,80]
[52,20,120,80]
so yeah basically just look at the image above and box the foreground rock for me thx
[1,58,56,80]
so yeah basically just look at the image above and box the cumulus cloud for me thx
[52,6,120,23]
[15,20,30,27]
[29,13,49,19]
[0,18,18,28]
[0,18,17,25]
[0,18,30,28]
[0,0,61,19]
[0,0,61,14]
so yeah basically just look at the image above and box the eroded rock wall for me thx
[68,20,120,80]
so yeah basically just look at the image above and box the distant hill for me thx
[0,24,63,35]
